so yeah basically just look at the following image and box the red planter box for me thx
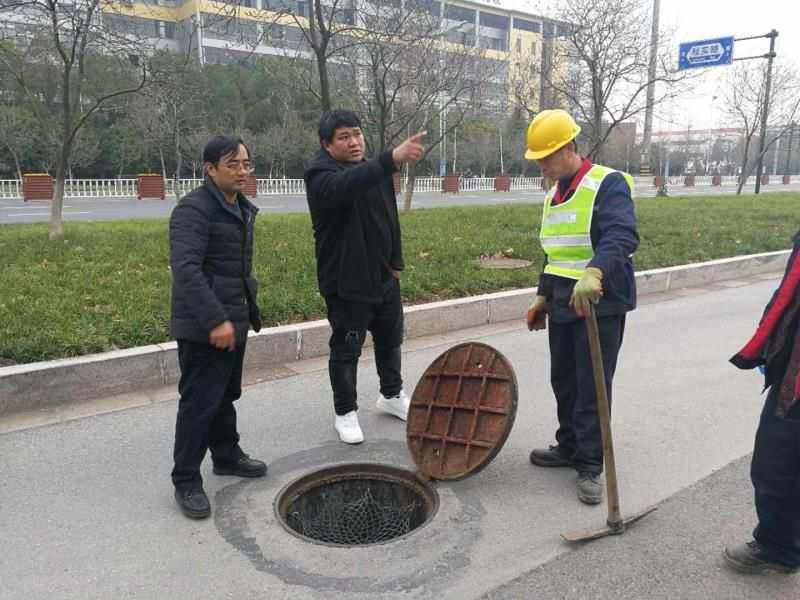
[761,174,769,185]
[783,174,791,184]
[441,174,460,193]
[137,174,165,200]
[494,175,511,192]
[684,175,695,187]
[653,176,665,187]
[712,175,722,186]
[22,174,53,201]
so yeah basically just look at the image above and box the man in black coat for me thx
[304,109,425,444]
[169,135,267,519]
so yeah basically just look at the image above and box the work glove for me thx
[525,295,548,331]
[570,267,603,317]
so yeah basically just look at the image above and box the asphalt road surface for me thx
[2,181,799,224]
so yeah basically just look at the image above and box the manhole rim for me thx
[273,462,441,548]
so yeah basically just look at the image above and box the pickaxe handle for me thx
[585,304,623,530]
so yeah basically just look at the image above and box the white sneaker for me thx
[334,410,364,444]
[376,389,410,421]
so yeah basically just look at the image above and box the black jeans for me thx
[751,385,800,568]
[548,314,625,475]
[324,279,404,416]
[171,339,246,491]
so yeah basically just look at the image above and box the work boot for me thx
[529,445,574,468]
[213,453,267,478]
[174,485,211,519]
[335,410,364,444]
[577,472,603,505]
[376,389,410,421]
[723,541,799,575]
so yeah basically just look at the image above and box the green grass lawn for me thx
[1,192,797,364]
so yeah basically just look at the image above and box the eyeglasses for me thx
[223,161,253,173]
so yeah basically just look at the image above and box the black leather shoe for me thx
[723,541,799,575]
[174,487,211,519]
[213,455,267,478]
[529,445,574,468]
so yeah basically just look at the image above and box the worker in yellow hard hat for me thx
[523,109,640,506]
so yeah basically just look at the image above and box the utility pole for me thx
[754,29,778,194]
[640,0,660,175]
[784,121,795,176]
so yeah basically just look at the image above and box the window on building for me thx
[406,0,440,16]
[479,13,508,31]
[335,8,355,25]
[513,18,540,33]
[162,21,176,39]
[479,36,506,51]
[444,5,475,24]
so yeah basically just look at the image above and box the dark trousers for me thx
[751,385,800,568]
[548,314,625,475]
[324,279,404,416]
[171,339,246,491]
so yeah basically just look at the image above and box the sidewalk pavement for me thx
[0,269,795,599]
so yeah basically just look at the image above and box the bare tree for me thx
[537,0,689,162]
[268,0,362,111]
[338,0,496,209]
[723,62,800,194]
[0,0,153,238]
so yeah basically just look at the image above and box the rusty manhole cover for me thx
[408,342,518,480]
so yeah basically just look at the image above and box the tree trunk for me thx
[317,50,331,112]
[403,162,418,211]
[736,137,752,195]
[12,152,22,183]
[159,149,167,181]
[174,134,183,200]
[50,148,68,239]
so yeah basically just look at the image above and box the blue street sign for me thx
[678,36,735,70]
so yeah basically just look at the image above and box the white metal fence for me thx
[511,177,545,190]
[165,178,203,198]
[0,179,21,199]
[64,178,138,198]
[257,178,305,195]
[0,174,793,202]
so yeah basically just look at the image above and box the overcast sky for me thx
[530,0,799,132]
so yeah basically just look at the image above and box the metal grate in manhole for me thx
[275,463,438,547]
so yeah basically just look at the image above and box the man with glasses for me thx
[169,135,267,519]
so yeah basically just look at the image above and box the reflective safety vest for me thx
[539,164,634,280]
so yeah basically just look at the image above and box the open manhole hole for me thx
[275,463,438,546]
[275,342,518,547]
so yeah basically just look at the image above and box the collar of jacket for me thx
[731,230,800,369]
[203,175,259,222]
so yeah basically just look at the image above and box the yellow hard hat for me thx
[524,109,581,160]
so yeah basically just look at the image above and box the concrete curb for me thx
[0,250,790,417]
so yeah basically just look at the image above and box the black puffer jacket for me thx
[169,178,262,345]
[304,148,402,303]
